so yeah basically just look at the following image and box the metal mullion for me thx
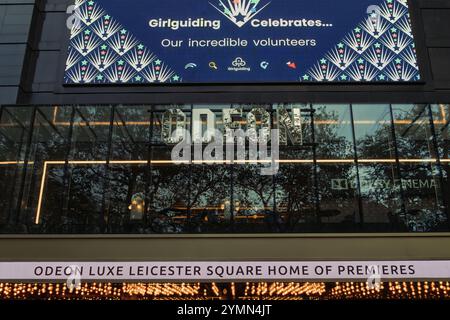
[389,104,407,223]
[61,106,76,233]
[100,105,115,233]
[349,104,364,229]
[310,103,320,226]
[229,104,235,232]
[187,104,193,232]
[271,106,277,231]
[145,105,155,231]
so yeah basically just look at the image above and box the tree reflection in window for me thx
[0,104,448,234]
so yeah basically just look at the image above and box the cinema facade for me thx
[0,0,450,300]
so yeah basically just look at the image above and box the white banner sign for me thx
[1,261,450,281]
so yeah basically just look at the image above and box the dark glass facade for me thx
[0,103,448,234]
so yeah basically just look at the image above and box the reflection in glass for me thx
[312,104,360,230]
[353,104,398,229]
[313,104,354,160]
[392,104,446,231]
[0,104,448,234]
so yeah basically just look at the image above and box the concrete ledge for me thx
[1,233,450,261]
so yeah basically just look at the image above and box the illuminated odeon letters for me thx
[162,105,303,145]
[162,105,304,175]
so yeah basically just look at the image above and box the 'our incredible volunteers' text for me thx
[161,38,317,48]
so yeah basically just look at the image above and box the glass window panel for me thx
[392,104,447,231]
[276,105,314,230]
[55,106,112,233]
[431,104,450,226]
[148,163,190,233]
[317,163,360,231]
[69,106,112,161]
[397,163,446,231]
[311,104,360,230]
[107,164,147,233]
[228,104,275,232]
[353,104,394,160]
[189,164,231,233]
[392,104,436,159]
[274,105,315,232]
[358,164,404,231]
[172,105,232,233]
[65,164,108,233]
[353,104,400,230]
[276,164,315,232]
[27,106,73,232]
[0,107,34,231]
[233,164,275,233]
[313,104,354,160]
[112,106,150,161]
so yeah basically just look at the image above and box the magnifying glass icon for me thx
[209,62,218,70]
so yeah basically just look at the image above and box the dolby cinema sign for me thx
[65,0,421,84]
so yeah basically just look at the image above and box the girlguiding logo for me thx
[210,0,271,27]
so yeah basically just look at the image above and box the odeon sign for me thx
[2,261,450,282]
[161,106,303,145]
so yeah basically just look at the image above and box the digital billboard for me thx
[64,0,420,84]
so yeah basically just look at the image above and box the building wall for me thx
[0,0,35,104]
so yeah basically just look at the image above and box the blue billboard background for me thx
[64,0,420,84]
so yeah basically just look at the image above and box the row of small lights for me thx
[0,283,202,300]
[0,283,121,300]
[0,282,449,300]
[243,282,326,299]
[331,281,450,299]
[121,283,201,297]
